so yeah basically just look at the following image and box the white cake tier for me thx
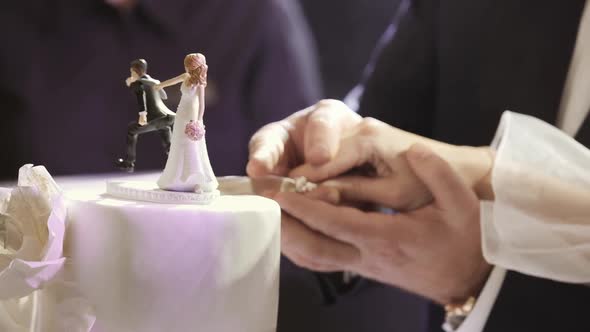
[64,188,280,332]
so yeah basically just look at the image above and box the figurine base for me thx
[106,181,220,204]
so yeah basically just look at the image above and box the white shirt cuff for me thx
[455,267,506,332]
[481,111,590,283]
[138,111,147,116]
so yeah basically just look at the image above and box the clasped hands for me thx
[247,100,494,305]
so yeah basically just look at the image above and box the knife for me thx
[217,175,316,196]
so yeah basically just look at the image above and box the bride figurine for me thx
[155,53,219,194]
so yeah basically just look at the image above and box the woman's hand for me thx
[246,99,362,178]
[292,118,493,211]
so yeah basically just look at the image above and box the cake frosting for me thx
[63,187,281,332]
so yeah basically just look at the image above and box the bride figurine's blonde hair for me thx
[184,53,208,87]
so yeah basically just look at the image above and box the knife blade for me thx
[217,175,316,196]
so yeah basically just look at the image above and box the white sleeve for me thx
[480,111,590,283]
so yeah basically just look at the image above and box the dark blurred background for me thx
[300,0,399,99]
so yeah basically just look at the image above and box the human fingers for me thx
[293,117,402,183]
[247,121,292,177]
[302,185,341,205]
[303,99,362,165]
[274,192,390,244]
[283,250,342,273]
[290,134,371,183]
[281,213,359,272]
[320,157,433,211]
[247,107,315,177]
[405,143,479,213]
[320,176,388,206]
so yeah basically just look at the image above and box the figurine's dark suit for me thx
[123,75,175,168]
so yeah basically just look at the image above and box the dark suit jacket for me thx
[299,0,400,99]
[358,0,590,331]
[130,75,173,121]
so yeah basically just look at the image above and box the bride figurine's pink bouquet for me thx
[185,120,206,141]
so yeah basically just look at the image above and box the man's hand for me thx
[275,144,492,305]
[246,99,362,178]
[291,117,493,211]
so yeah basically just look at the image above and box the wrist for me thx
[471,147,495,201]
[442,262,496,332]
[441,260,493,330]
[449,145,495,201]
[442,296,476,332]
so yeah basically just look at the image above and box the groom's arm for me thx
[130,82,148,125]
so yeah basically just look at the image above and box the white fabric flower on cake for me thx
[0,164,95,332]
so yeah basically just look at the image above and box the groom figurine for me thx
[115,59,175,172]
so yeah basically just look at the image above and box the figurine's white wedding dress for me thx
[157,83,218,192]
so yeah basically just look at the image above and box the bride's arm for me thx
[155,73,189,90]
[197,85,205,122]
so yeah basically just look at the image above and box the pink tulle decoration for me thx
[185,120,206,141]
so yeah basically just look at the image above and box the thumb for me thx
[405,143,478,211]
[247,122,290,177]
[289,135,371,183]
[303,99,362,165]
[320,175,397,207]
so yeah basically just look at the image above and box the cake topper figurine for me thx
[155,53,219,195]
[115,59,175,172]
